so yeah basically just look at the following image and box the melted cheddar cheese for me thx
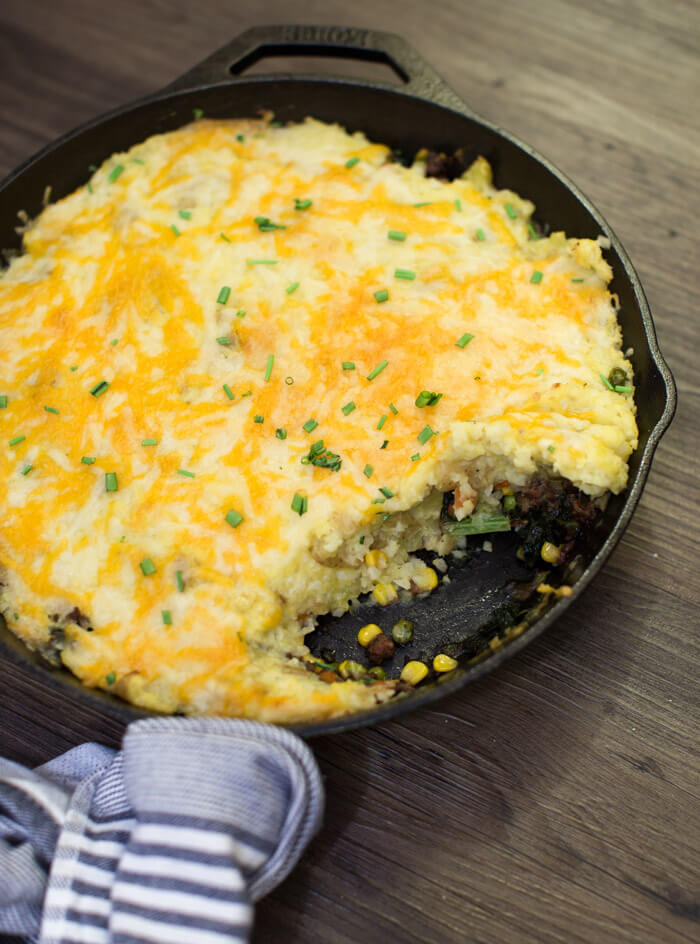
[0,118,637,721]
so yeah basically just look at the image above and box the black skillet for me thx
[0,26,676,736]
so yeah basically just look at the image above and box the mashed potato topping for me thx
[0,117,637,721]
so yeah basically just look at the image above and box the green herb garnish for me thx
[90,380,109,397]
[388,230,406,241]
[253,416,264,424]
[456,333,474,348]
[108,164,125,183]
[176,570,185,592]
[8,436,25,447]
[530,270,543,284]
[342,361,355,370]
[81,456,96,465]
[162,610,172,625]
[0,396,7,409]
[294,198,312,210]
[342,401,356,415]
[246,259,277,265]
[505,203,518,219]
[303,418,318,433]
[178,210,191,220]
[379,487,394,498]
[448,513,511,536]
[44,406,59,415]
[374,289,389,303]
[345,156,360,168]
[394,268,416,280]
[264,354,274,382]
[475,229,486,241]
[225,509,244,528]
[140,558,156,576]
[417,425,435,444]
[600,373,614,391]
[141,438,158,446]
[254,216,286,232]
[291,493,308,515]
[286,281,299,295]
[367,360,388,381]
[177,469,195,477]
[275,428,287,440]
[223,384,234,400]
[217,286,231,305]
[415,390,442,408]
[363,464,373,478]
[192,107,204,119]
[105,472,118,492]
[376,414,387,430]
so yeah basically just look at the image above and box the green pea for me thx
[339,660,365,680]
[608,367,628,388]
[368,666,387,680]
[392,619,414,645]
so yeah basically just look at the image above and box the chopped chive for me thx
[294,198,312,210]
[363,464,373,478]
[236,310,246,318]
[217,285,231,305]
[572,277,584,283]
[236,133,245,142]
[379,487,394,498]
[177,469,195,477]
[178,210,192,220]
[342,361,355,370]
[455,199,462,211]
[505,203,518,219]
[225,509,244,528]
[269,119,283,127]
[367,360,388,381]
[171,224,181,236]
[8,436,25,447]
[309,441,325,456]
[600,373,614,390]
[21,464,33,476]
[217,337,232,346]
[44,406,59,415]
[81,456,96,465]
[140,557,156,575]
[448,513,511,536]
[87,182,93,193]
[220,232,231,242]
[141,438,158,446]
[380,439,389,450]
[193,107,204,119]
[417,425,434,444]
[106,672,116,685]
[89,164,97,172]
[110,338,118,346]
[176,570,185,592]
[70,365,79,372]
[342,401,356,415]
[286,281,299,295]
[530,270,543,284]
[475,228,486,241]
[131,157,144,165]
[291,492,307,515]
[535,368,544,377]
[394,268,416,280]
[254,216,286,232]
[253,416,264,424]
[90,380,109,397]
[284,376,294,385]
[345,156,360,168]
[0,396,6,409]
[246,259,277,265]
[389,403,398,415]
[528,222,539,239]
[105,472,118,492]
[223,384,234,400]
[388,230,407,241]
[108,164,124,183]
[374,289,389,303]
[264,354,274,382]
[415,390,442,408]
[275,428,287,440]
[376,414,387,430]
[456,333,474,348]
[413,201,432,207]
[303,418,318,433]
[411,453,420,461]
[371,497,385,504]
[548,445,555,453]
[614,385,633,394]
[162,610,172,625]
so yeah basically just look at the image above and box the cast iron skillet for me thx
[0,26,676,737]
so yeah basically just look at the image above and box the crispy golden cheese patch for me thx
[0,118,637,721]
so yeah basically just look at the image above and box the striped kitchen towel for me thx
[0,718,324,943]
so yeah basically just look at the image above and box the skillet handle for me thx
[164,24,476,116]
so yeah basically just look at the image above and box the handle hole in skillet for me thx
[229,45,408,86]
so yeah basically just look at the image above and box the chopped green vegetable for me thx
[411,453,420,461]
[0,396,6,409]
[81,456,96,465]
[284,376,293,385]
[90,380,109,397]
[367,360,388,381]
[380,440,388,449]
[8,436,25,447]
[415,390,442,408]
[106,672,116,685]
[505,203,518,219]
[417,425,434,445]
[389,403,398,415]
[223,384,234,400]
[600,373,614,391]
[303,418,318,433]
[87,182,93,194]
[571,277,584,283]
[246,259,277,265]
[171,225,181,236]
[376,414,387,430]
[141,438,158,446]
[342,361,355,370]
[177,469,195,477]
[105,472,118,492]
[363,464,373,478]
[388,230,407,241]
[253,416,264,424]
[275,428,287,440]
[535,368,544,377]
[448,513,511,536]
[286,281,299,295]
[264,354,274,382]
[192,107,204,119]
[21,464,33,476]
[614,386,633,394]
[374,289,389,303]
[413,202,432,207]
[291,493,308,515]
[254,216,286,232]
[162,610,172,625]
[236,310,246,318]
[379,487,394,498]
[475,228,486,241]
[547,445,555,453]
[108,164,124,183]
[455,199,462,211]
[217,337,232,346]
[140,557,156,576]
[456,333,474,348]
[394,268,416,280]
[528,222,539,239]
[236,134,244,142]
[345,156,360,168]
[294,198,312,210]
[217,285,231,304]
[371,497,385,504]
[342,401,356,415]
[70,365,79,371]
[110,338,119,346]
[178,210,191,220]
[131,158,144,165]
[225,509,244,528]
[220,232,231,242]
[176,570,185,592]
[44,406,59,415]
[530,270,543,284]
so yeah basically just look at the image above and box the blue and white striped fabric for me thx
[0,718,324,944]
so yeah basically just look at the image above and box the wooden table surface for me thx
[1,1,698,941]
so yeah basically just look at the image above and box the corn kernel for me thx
[413,566,438,592]
[372,582,398,605]
[433,653,458,673]
[338,659,365,680]
[541,541,561,564]
[400,660,429,686]
[358,623,382,647]
[364,549,388,569]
